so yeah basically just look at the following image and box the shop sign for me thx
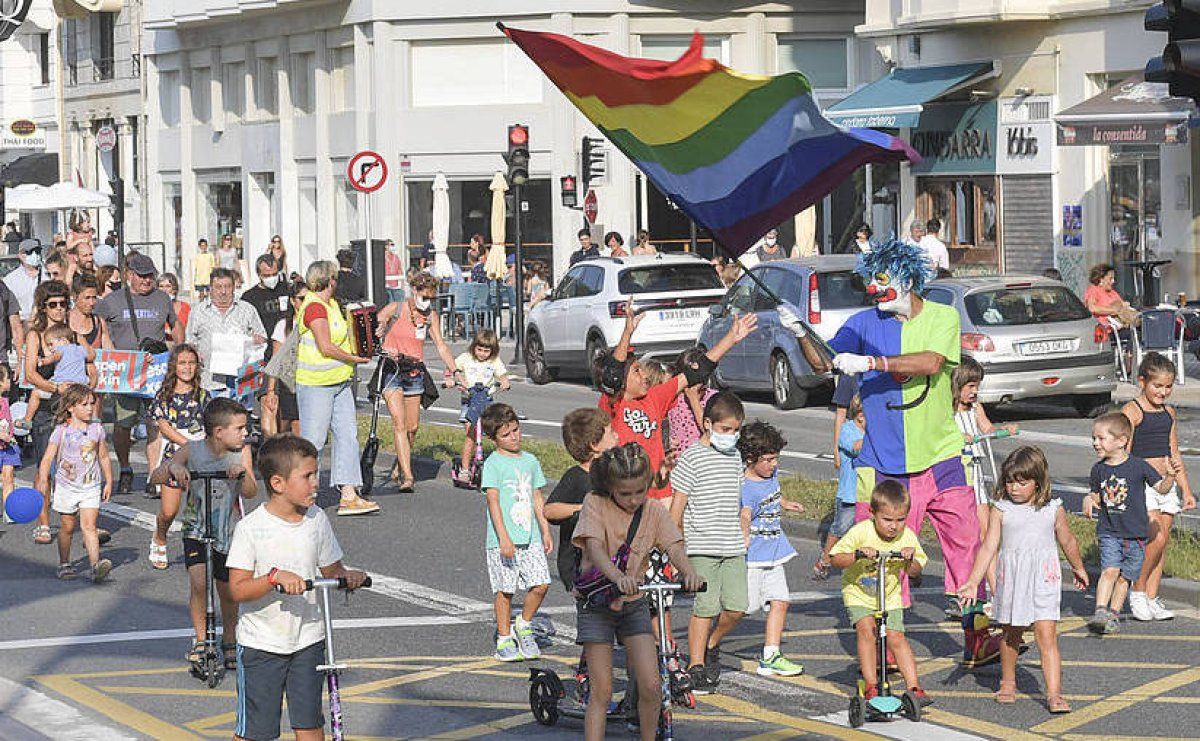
[1056,121,1187,146]
[910,101,997,175]
[1,119,47,151]
[998,122,1054,175]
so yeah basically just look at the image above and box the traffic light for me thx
[1145,0,1200,103]
[581,136,606,189]
[560,175,578,208]
[505,124,530,185]
[109,177,124,227]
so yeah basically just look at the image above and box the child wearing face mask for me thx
[668,391,749,695]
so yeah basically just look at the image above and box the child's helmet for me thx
[596,352,630,397]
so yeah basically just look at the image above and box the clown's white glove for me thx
[776,302,807,339]
[833,353,874,375]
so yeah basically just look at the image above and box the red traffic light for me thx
[508,124,529,147]
[562,176,576,191]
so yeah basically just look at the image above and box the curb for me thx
[780,513,1200,611]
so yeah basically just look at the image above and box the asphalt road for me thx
[0,362,1198,740]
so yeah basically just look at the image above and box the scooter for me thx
[360,351,392,498]
[848,551,923,728]
[275,575,373,741]
[964,428,1018,500]
[451,384,493,490]
[529,581,704,739]
[188,470,232,688]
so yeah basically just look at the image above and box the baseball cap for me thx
[93,242,119,267]
[127,252,157,276]
[17,238,41,254]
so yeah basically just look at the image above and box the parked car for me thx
[924,276,1116,417]
[698,255,868,409]
[523,253,726,384]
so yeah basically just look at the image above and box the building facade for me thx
[141,1,876,290]
[842,0,1198,298]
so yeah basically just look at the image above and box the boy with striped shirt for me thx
[670,391,748,694]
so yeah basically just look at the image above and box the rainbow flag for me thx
[501,25,920,257]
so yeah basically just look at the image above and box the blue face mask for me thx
[709,430,740,455]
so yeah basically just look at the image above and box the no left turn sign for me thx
[348,150,388,193]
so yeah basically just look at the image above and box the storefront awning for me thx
[0,153,58,187]
[1055,75,1193,146]
[825,61,997,129]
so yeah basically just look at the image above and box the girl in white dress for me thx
[957,446,1088,714]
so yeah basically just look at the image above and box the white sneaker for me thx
[1128,591,1153,621]
[1149,597,1175,621]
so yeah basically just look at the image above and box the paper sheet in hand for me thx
[210,332,250,376]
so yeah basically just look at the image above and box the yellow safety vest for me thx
[296,293,355,386]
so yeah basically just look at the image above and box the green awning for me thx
[825,61,997,128]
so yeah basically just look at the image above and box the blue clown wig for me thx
[854,238,933,295]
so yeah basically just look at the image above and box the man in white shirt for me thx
[3,240,43,321]
[918,217,951,273]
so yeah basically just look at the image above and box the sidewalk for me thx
[1113,351,1200,407]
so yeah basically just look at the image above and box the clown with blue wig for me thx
[783,238,1004,669]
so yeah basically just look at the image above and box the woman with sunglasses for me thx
[268,235,288,277]
[22,282,75,544]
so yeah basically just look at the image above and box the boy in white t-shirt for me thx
[226,435,368,741]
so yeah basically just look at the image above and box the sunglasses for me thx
[45,299,68,309]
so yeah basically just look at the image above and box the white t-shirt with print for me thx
[454,353,507,394]
[225,504,344,654]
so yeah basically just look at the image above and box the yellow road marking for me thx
[54,666,192,679]
[34,673,204,741]
[1152,696,1200,704]
[348,696,526,710]
[339,656,501,697]
[928,689,1103,701]
[699,692,886,740]
[96,685,235,698]
[185,711,234,732]
[924,707,1050,740]
[1061,736,1200,741]
[424,710,531,739]
[1060,632,1200,641]
[1032,666,1200,733]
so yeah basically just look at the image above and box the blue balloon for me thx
[5,487,43,524]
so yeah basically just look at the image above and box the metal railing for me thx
[64,56,139,87]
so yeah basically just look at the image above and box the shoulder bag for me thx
[573,504,644,608]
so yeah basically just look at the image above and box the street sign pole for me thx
[365,192,374,305]
[512,182,524,365]
[347,150,388,306]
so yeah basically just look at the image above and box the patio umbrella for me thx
[486,172,508,280]
[431,173,453,279]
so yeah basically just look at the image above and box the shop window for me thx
[198,179,242,247]
[916,176,999,273]
[406,178,554,280]
[776,37,849,90]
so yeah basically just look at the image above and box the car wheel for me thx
[771,352,807,410]
[525,332,556,385]
[1073,392,1111,419]
[586,334,607,389]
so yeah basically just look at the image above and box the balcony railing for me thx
[64,55,140,87]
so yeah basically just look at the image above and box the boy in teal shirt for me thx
[480,403,553,662]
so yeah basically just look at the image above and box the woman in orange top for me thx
[375,272,459,491]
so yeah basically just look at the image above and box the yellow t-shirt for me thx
[193,252,216,286]
[829,520,927,612]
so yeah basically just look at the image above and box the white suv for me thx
[524,253,726,384]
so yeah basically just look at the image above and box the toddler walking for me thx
[957,446,1088,713]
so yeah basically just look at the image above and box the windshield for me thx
[817,271,871,310]
[964,286,1090,326]
[618,264,722,294]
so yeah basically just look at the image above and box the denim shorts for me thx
[382,367,424,396]
[830,501,857,538]
[1098,533,1146,582]
[575,597,653,645]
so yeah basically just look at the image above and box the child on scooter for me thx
[737,420,805,677]
[829,480,931,705]
[957,446,1088,714]
[452,329,510,484]
[38,384,112,582]
[480,402,553,662]
[226,435,367,741]
[573,444,703,741]
[150,398,257,674]
[953,358,1019,552]
[147,344,210,570]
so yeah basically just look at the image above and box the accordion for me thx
[345,302,379,357]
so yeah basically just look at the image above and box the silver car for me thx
[924,276,1116,417]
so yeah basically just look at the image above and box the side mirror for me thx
[708,303,725,318]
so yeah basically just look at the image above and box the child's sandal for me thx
[812,559,830,581]
[1047,696,1071,714]
[32,525,52,545]
[186,641,205,665]
[994,680,1017,704]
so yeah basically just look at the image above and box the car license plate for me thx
[657,308,706,322]
[1019,339,1073,356]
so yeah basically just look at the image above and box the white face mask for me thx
[709,430,741,455]
[414,296,431,312]
[261,274,280,289]
[765,237,777,246]
[22,252,40,268]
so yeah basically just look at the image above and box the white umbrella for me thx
[486,172,508,280]
[5,181,110,211]
[431,173,453,279]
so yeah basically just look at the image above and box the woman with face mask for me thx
[374,271,459,492]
